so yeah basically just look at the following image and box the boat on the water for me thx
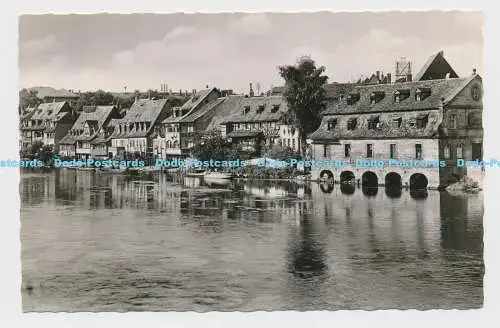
[204,171,233,180]
[185,169,207,177]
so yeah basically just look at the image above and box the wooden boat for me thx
[204,171,233,180]
[185,169,207,177]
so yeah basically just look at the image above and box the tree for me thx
[19,89,40,113]
[190,130,231,160]
[278,56,328,156]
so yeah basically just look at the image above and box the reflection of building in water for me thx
[20,173,55,205]
[439,192,483,254]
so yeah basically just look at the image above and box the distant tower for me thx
[249,83,254,97]
[395,57,412,82]
[256,82,261,96]
[124,86,127,93]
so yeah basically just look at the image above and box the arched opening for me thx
[410,173,428,190]
[362,185,378,197]
[340,171,355,185]
[385,172,402,189]
[410,189,428,199]
[320,182,334,194]
[385,187,402,198]
[362,171,378,187]
[319,170,334,184]
[340,184,355,195]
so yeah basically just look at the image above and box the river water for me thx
[20,170,484,311]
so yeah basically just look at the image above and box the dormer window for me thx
[257,104,265,113]
[392,117,402,128]
[347,92,360,105]
[347,117,357,130]
[416,114,429,129]
[271,104,280,113]
[367,116,380,130]
[327,118,337,131]
[394,89,410,103]
[243,105,250,114]
[415,87,431,101]
[370,91,385,104]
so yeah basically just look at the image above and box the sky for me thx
[19,11,483,94]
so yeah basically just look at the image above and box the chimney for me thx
[376,71,380,82]
[387,73,392,84]
[249,83,254,97]
[473,68,477,75]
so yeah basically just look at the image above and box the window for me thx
[347,118,357,130]
[415,144,423,159]
[347,93,360,105]
[292,139,295,148]
[327,119,337,131]
[416,115,428,129]
[344,144,351,157]
[366,144,373,158]
[392,117,402,128]
[370,91,385,104]
[415,88,431,101]
[390,144,396,159]
[244,105,250,114]
[456,144,463,158]
[368,116,380,130]
[449,114,457,129]
[271,104,280,113]
[394,89,410,103]
[444,144,450,159]
[257,104,265,113]
[323,144,330,158]
[472,143,482,161]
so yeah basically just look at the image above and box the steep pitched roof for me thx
[309,109,441,141]
[214,95,289,124]
[179,98,225,123]
[29,101,69,121]
[323,76,477,115]
[71,106,116,131]
[414,50,459,81]
[110,99,169,138]
[122,98,169,123]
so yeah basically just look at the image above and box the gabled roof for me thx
[29,101,69,121]
[179,98,225,123]
[414,50,459,81]
[309,109,441,141]
[110,99,169,138]
[121,98,168,123]
[179,88,218,112]
[323,75,478,115]
[71,106,116,131]
[214,95,289,125]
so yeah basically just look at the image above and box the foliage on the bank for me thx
[278,56,329,154]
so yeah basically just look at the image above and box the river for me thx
[20,170,484,311]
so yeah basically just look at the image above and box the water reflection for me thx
[20,170,484,311]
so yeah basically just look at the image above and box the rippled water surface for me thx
[20,170,484,311]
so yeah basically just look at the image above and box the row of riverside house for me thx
[18,50,483,189]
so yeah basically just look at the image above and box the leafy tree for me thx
[278,56,328,156]
[263,144,300,160]
[19,89,40,112]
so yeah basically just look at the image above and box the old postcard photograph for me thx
[16,10,486,313]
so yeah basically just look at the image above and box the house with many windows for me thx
[109,98,171,160]
[20,101,76,153]
[308,56,483,190]
[205,94,301,154]
[152,87,221,159]
[58,105,120,159]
